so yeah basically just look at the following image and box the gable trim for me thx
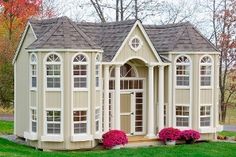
[12,22,37,64]
[25,49,103,53]
[160,51,220,55]
[111,20,163,63]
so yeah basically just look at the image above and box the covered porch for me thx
[102,57,170,138]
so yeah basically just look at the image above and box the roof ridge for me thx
[144,21,190,29]
[68,18,101,49]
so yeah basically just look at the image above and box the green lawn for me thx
[0,120,13,135]
[0,138,236,157]
[218,131,236,137]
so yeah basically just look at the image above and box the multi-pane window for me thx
[30,54,37,88]
[200,106,211,127]
[129,36,142,51]
[73,54,88,89]
[95,54,100,88]
[46,54,61,89]
[95,108,100,132]
[200,56,212,86]
[46,110,61,134]
[31,109,37,133]
[176,56,190,86]
[73,110,87,134]
[176,106,189,127]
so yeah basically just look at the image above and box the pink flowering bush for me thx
[159,127,181,142]
[102,130,128,149]
[180,129,200,143]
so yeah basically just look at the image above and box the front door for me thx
[120,93,134,135]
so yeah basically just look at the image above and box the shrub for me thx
[102,130,128,149]
[159,127,181,142]
[180,129,200,142]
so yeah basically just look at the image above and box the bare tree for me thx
[90,0,106,22]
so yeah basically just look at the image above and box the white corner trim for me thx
[24,132,38,140]
[41,135,64,142]
[71,134,93,142]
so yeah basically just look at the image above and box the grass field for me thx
[218,131,236,137]
[0,137,236,157]
[0,120,13,135]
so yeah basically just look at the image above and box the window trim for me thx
[30,107,37,133]
[95,107,100,133]
[174,104,191,130]
[72,53,89,91]
[175,55,191,88]
[199,55,214,89]
[44,52,62,91]
[199,104,213,128]
[129,35,143,51]
[44,109,62,136]
[29,53,37,91]
[95,53,101,90]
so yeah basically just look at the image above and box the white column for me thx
[146,65,155,138]
[115,65,121,129]
[158,65,165,132]
[104,65,110,132]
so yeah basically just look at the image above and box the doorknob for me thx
[131,112,134,115]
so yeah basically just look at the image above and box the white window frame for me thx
[199,55,213,89]
[73,109,88,135]
[30,53,37,90]
[45,53,62,91]
[72,53,89,91]
[199,104,212,128]
[95,107,100,133]
[45,109,61,135]
[31,108,37,133]
[174,104,191,129]
[95,53,101,90]
[129,35,143,51]
[175,55,191,88]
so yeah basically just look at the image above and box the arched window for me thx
[73,54,88,89]
[95,54,101,88]
[176,56,191,87]
[200,56,212,86]
[110,63,137,78]
[45,53,61,89]
[30,53,37,89]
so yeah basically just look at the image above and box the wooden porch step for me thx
[128,135,160,143]
[126,136,163,148]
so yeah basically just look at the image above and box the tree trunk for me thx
[120,0,123,21]
[135,0,138,19]
[116,0,119,21]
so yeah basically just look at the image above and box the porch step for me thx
[125,136,162,148]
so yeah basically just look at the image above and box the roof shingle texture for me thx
[28,17,217,62]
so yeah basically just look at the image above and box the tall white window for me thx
[176,106,190,127]
[30,54,37,89]
[73,54,88,89]
[73,110,87,134]
[95,54,101,88]
[200,56,212,87]
[95,108,100,132]
[200,105,211,127]
[31,109,37,133]
[45,54,61,89]
[176,56,190,87]
[46,110,61,134]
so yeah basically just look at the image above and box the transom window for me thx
[176,56,190,87]
[176,106,190,127]
[46,110,61,134]
[129,36,142,51]
[45,54,61,89]
[73,110,87,134]
[95,54,101,88]
[200,106,211,127]
[30,54,37,89]
[110,63,137,78]
[31,109,37,133]
[73,54,88,89]
[200,56,212,87]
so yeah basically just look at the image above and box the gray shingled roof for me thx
[28,17,101,50]
[28,16,218,62]
[144,22,218,52]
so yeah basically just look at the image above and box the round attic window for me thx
[129,36,143,51]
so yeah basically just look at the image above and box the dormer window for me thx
[129,36,143,51]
